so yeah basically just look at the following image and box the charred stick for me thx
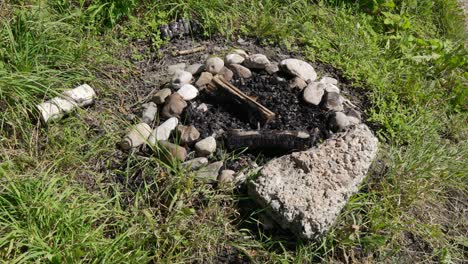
[206,76,275,125]
[225,129,313,152]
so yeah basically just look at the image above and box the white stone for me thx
[172,71,192,89]
[324,83,340,94]
[205,57,224,74]
[225,54,245,65]
[280,58,317,82]
[177,84,198,101]
[194,136,216,156]
[303,82,325,105]
[243,54,270,69]
[150,117,178,143]
[320,76,338,85]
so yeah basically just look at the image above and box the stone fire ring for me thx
[124,49,379,240]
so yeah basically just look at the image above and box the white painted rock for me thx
[195,136,216,156]
[62,84,96,107]
[167,63,186,75]
[225,54,245,65]
[37,84,96,123]
[177,84,198,100]
[243,54,270,69]
[185,63,204,75]
[320,76,338,85]
[172,71,192,89]
[205,57,224,74]
[150,117,178,143]
[303,82,325,105]
[120,123,152,150]
[280,59,317,82]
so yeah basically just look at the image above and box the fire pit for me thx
[119,47,377,239]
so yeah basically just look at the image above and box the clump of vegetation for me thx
[0,0,466,262]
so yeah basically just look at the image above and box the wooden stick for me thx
[174,46,206,56]
[206,76,275,124]
[225,129,312,152]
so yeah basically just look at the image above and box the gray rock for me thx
[167,63,186,75]
[289,77,307,91]
[225,54,245,65]
[195,161,223,182]
[150,117,178,143]
[177,84,198,101]
[205,57,224,74]
[280,59,317,82]
[158,141,187,161]
[323,92,344,111]
[153,88,172,104]
[185,63,205,75]
[320,76,338,85]
[243,54,270,69]
[249,124,378,239]
[195,72,213,89]
[161,93,187,118]
[303,82,325,105]
[218,170,235,185]
[265,63,279,74]
[194,136,216,156]
[141,102,158,124]
[219,67,234,81]
[182,157,209,171]
[172,71,192,89]
[228,64,252,78]
[177,125,200,145]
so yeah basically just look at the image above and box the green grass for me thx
[0,0,467,263]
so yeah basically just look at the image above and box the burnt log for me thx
[206,76,275,125]
[225,129,313,154]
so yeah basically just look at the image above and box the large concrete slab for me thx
[249,124,378,239]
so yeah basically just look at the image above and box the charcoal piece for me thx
[225,129,314,154]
